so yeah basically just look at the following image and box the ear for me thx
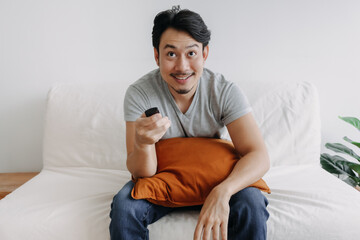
[154,48,160,66]
[202,45,209,62]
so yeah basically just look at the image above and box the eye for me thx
[188,51,196,57]
[167,52,176,57]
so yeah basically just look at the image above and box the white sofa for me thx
[1,78,360,240]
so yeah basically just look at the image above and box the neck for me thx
[175,93,195,114]
[169,86,197,114]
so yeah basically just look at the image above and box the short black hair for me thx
[152,7,211,52]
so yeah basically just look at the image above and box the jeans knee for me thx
[110,181,150,240]
[228,187,269,239]
[110,181,137,220]
[229,187,269,226]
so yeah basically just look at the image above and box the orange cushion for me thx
[131,137,271,207]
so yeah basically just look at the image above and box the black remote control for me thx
[145,107,160,117]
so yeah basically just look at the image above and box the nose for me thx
[175,55,189,72]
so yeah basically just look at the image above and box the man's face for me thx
[154,28,209,97]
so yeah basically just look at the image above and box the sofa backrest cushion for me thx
[42,80,320,170]
[43,82,128,170]
[250,81,321,166]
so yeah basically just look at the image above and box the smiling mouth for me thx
[170,73,194,81]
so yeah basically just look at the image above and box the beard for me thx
[171,84,195,95]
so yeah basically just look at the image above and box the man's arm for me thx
[194,112,270,240]
[216,112,270,195]
[126,113,171,179]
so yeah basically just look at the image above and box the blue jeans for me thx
[110,181,269,240]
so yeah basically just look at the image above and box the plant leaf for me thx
[339,116,360,131]
[320,153,357,176]
[320,153,358,187]
[325,142,360,162]
[343,136,360,149]
[350,163,360,175]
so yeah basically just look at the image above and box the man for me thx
[110,6,270,240]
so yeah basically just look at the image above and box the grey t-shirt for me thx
[124,68,252,140]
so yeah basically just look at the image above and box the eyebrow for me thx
[163,43,200,50]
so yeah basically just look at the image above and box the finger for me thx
[149,112,162,120]
[220,221,228,240]
[136,116,170,141]
[148,117,170,133]
[149,120,171,141]
[202,225,212,240]
[153,116,170,126]
[212,225,220,240]
[137,113,162,128]
[142,113,162,123]
[193,223,203,240]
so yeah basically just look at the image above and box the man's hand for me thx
[125,112,171,178]
[134,113,171,147]
[193,186,231,240]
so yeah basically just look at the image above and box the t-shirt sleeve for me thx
[123,85,149,122]
[221,83,252,126]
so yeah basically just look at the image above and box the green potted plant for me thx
[320,116,360,190]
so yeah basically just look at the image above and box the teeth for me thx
[174,74,192,80]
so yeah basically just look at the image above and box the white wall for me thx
[1,0,359,172]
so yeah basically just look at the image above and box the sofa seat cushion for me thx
[1,165,360,239]
[0,168,131,240]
